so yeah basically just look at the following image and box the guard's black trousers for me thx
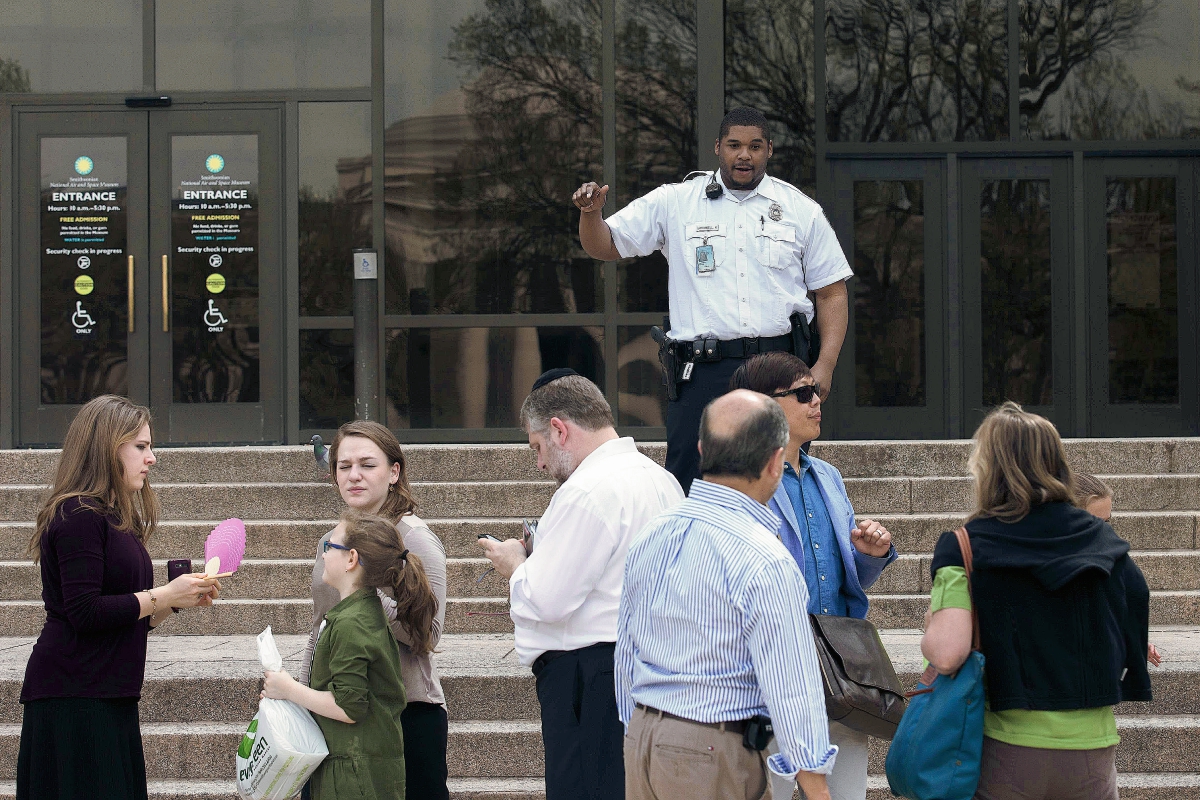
[534,642,624,800]
[665,359,744,495]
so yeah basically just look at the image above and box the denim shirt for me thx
[780,454,847,616]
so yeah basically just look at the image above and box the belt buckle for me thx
[745,336,760,356]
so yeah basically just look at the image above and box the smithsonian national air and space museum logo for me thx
[206,154,226,174]
[74,156,94,176]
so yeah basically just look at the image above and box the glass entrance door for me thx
[827,159,947,438]
[15,107,283,445]
[1085,158,1199,436]
[959,159,1074,433]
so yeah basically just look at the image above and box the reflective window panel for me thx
[157,0,370,90]
[1021,0,1200,140]
[615,0,696,312]
[980,180,1053,406]
[725,0,817,193]
[171,135,260,402]
[852,180,925,407]
[40,137,129,404]
[383,0,602,315]
[300,328,354,429]
[385,327,604,428]
[299,102,373,317]
[826,0,1009,141]
[617,326,667,427]
[1107,177,1178,404]
[0,0,141,93]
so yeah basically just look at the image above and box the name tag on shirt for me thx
[696,244,715,274]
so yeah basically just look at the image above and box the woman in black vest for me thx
[921,402,1151,800]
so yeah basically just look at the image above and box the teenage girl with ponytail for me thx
[262,511,439,799]
[296,420,449,799]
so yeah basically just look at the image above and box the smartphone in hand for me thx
[166,559,192,613]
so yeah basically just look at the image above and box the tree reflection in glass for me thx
[853,180,925,407]
[1020,0,1200,140]
[1107,177,1178,404]
[826,0,1009,142]
[726,0,817,193]
[980,180,1053,406]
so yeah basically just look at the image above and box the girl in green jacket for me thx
[262,511,438,800]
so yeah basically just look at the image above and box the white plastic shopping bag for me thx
[235,626,330,800]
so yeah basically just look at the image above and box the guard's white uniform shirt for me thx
[605,171,853,341]
[509,437,684,665]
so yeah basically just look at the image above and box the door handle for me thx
[127,255,135,333]
[161,255,169,332]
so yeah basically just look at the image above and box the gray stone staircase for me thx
[0,440,1196,798]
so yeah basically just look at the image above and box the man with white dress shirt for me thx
[478,368,684,800]
[617,389,835,800]
[572,106,852,494]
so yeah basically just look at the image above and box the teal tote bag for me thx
[885,527,985,800]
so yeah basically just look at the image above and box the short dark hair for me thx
[719,107,771,142]
[698,396,788,479]
[728,351,812,395]
[519,374,615,433]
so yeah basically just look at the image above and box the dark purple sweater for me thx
[20,497,153,702]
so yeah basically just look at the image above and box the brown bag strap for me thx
[953,526,981,652]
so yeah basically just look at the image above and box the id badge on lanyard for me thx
[696,238,716,275]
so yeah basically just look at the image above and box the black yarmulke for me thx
[531,367,579,392]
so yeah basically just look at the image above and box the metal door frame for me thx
[12,104,285,445]
[148,107,284,443]
[958,157,1075,434]
[1085,157,1199,437]
[15,110,150,445]
[827,158,947,439]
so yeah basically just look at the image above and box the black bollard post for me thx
[352,248,380,421]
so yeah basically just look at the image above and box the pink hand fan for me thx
[203,518,246,578]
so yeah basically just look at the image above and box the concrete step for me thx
[0,714,1196,781]
[6,438,1200,483]
[0,559,314,601]
[0,630,1193,724]
[0,481,558,522]
[1,775,1198,800]
[5,473,1200,525]
[0,520,334,561]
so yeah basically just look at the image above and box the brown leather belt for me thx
[635,703,750,735]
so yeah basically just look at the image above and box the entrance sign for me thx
[171,134,260,402]
[40,137,128,403]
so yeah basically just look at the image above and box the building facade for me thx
[1,0,1197,446]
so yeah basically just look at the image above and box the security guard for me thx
[572,106,851,493]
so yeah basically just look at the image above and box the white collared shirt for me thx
[509,437,685,665]
[605,172,853,341]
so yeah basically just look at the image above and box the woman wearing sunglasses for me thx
[296,421,447,800]
[729,352,898,800]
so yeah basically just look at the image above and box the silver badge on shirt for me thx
[768,202,783,222]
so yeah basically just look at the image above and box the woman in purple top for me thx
[17,395,222,800]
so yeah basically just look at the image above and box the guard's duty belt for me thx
[668,332,794,363]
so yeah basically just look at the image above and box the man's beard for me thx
[544,441,578,485]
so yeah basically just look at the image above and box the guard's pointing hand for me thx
[573,182,609,213]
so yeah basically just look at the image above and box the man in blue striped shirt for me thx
[616,389,836,800]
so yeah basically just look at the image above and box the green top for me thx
[930,566,1120,750]
[309,587,407,800]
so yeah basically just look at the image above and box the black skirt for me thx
[17,697,148,800]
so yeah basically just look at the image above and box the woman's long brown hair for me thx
[343,512,438,654]
[968,401,1075,523]
[30,395,159,562]
[329,420,417,522]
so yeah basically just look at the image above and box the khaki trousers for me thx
[974,737,1118,800]
[624,706,769,800]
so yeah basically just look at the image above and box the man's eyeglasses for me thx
[322,540,352,554]
[770,383,821,403]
